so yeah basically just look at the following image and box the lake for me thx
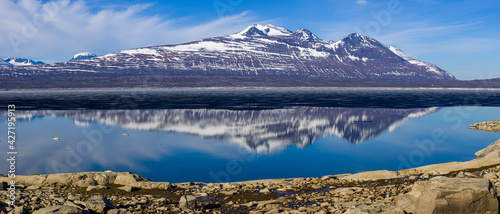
[1,89,500,183]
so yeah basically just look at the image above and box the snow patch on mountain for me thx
[120,48,163,57]
[263,24,293,36]
[164,41,238,52]
[388,45,454,78]
[228,24,293,39]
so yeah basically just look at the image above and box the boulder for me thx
[86,185,108,191]
[63,201,86,210]
[381,207,406,214]
[9,206,28,214]
[396,176,498,214]
[85,196,114,214]
[343,206,369,214]
[179,195,198,209]
[107,209,132,214]
[113,174,148,186]
[117,185,133,192]
[32,205,83,214]
[26,185,41,190]
[475,139,500,159]
[259,188,271,194]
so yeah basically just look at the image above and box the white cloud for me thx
[356,0,368,5]
[374,22,496,54]
[0,0,256,62]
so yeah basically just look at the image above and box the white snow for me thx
[347,55,360,61]
[345,54,369,62]
[163,41,235,52]
[388,45,450,77]
[296,46,329,58]
[256,38,281,44]
[120,48,163,57]
[328,40,344,50]
[264,24,293,36]
[4,57,39,66]
[73,52,95,58]
[228,24,293,38]
[6,60,30,66]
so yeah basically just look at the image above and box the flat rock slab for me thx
[475,139,500,159]
[0,171,171,190]
[339,170,401,181]
[32,205,83,214]
[396,177,498,214]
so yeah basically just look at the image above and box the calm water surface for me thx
[0,89,499,182]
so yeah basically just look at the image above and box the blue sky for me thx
[0,0,499,80]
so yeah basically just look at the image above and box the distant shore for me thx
[1,121,499,213]
[1,75,500,91]
[2,86,500,92]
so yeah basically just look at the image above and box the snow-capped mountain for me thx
[3,57,44,66]
[15,107,438,153]
[69,52,97,61]
[0,24,455,81]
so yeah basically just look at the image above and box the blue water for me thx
[0,89,499,183]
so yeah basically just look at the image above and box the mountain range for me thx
[0,24,455,82]
[0,52,98,67]
[0,57,45,67]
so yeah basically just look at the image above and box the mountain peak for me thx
[242,26,267,37]
[4,57,44,66]
[341,33,383,48]
[70,52,98,62]
[229,24,293,38]
[291,28,324,43]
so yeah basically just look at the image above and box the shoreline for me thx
[1,122,499,213]
[3,86,500,92]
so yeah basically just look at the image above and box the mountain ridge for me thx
[2,57,45,66]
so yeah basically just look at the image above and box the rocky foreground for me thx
[1,125,500,214]
[470,120,500,132]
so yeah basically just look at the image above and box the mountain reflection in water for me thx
[17,107,438,153]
